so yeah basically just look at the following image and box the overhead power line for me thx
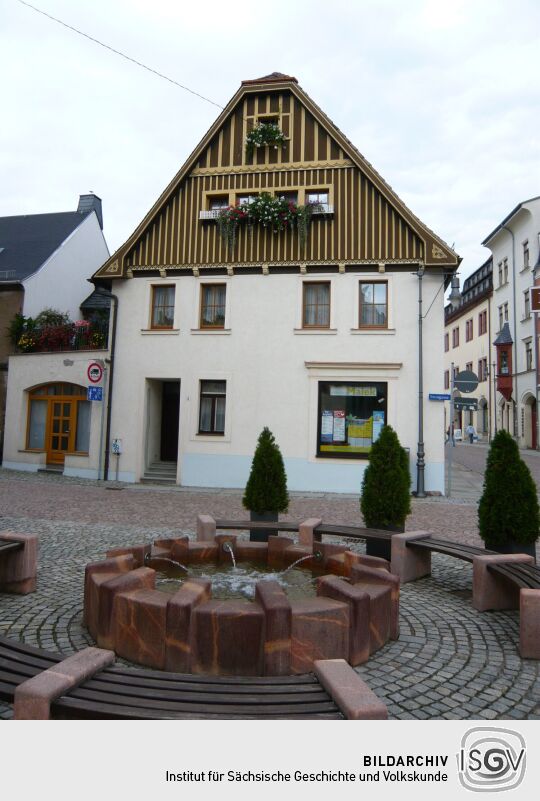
[16,0,225,110]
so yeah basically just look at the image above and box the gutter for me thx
[502,224,518,439]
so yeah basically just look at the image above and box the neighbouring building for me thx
[444,258,493,439]
[90,72,459,493]
[1,194,110,474]
[482,197,540,448]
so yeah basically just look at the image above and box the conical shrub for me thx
[478,430,539,546]
[243,427,289,514]
[360,425,411,528]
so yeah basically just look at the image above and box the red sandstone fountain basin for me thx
[83,527,400,676]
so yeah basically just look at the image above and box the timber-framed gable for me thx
[95,73,458,280]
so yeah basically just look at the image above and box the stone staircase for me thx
[141,461,177,485]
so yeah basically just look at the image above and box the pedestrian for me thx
[447,423,455,446]
[465,423,475,444]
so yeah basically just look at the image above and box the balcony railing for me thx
[16,321,109,354]
[199,203,334,221]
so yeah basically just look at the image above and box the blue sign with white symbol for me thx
[429,393,451,401]
[87,386,103,401]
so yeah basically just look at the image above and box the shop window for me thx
[200,284,226,328]
[359,282,387,328]
[151,285,175,329]
[303,282,330,328]
[317,381,387,459]
[198,380,226,434]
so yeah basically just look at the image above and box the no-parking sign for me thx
[87,361,103,384]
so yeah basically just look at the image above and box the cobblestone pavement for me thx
[0,468,539,720]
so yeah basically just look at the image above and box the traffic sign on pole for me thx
[87,361,104,384]
[454,370,478,394]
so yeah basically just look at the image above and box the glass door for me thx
[47,400,76,464]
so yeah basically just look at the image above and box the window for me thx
[523,241,529,269]
[237,194,258,206]
[444,370,450,390]
[454,365,459,378]
[503,259,508,284]
[500,351,509,375]
[275,190,298,205]
[198,380,226,434]
[306,190,329,212]
[525,340,533,371]
[200,284,226,328]
[478,358,488,382]
[452,326,459,348]
[465,319,473,341]
[151,285,175,329]
[479,310,487,335]
[317,381,387,459]
[504,302,508,322]
[498,305,504,331]
[359,281,387,328]
[207,195,229,211]
[466,362,473,373]
[303,282,330,328]
[444,332,449,352]
[498,262,503,286]
[524,289,530,319]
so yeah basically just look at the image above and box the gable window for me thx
[306,190,330,213]
[359,281,387,328]
[200,284,226,329]
[198,380,226,434]
[237,194,258,207]
[151,285,175,329]
[303,282,330,328]
[317,381,387,459]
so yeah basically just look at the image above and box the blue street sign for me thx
[429,393,451,401]
[87,386,103,401]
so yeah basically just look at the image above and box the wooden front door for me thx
[47,399,76,465]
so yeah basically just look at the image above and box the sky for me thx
[2,0,539,283]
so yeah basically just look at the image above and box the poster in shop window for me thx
[373,410,385,441]
[333,410,346,441]
[321,410,333,442]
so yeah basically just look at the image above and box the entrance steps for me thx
[141,461,177,485]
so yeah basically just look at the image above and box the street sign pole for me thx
[448,362,454,498]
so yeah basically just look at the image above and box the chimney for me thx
[77,193,103,230]
[448,274,461,310]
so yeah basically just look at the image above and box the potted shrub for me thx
[243,427,289,542]
[360,425,411,560]
[478,430,539,560]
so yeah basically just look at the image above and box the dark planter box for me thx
[249,511,278,542]
[486,540,537,562]
[365,523,405,562]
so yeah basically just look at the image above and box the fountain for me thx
[83,524,399,677]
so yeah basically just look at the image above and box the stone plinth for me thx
[197,514,216,542]
[0,531,39,594]
[256,580,292,675]
[318,575,370,665]
[114,588,169,669]
[314,659,388,720]
[350,564,400,640]
[391,531,431,583]
[520,588,540,659]
[165,579,212,672]
[106,544,150,568]
[290,598,349,673]
[95,567,155,649]
[298,518,322,547]
[473,554,535,612]
[83,554,134,633]
[14,647,114,720]
[191,600,265,676]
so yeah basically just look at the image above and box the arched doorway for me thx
[26,383,90,466]
[522,393,537,449]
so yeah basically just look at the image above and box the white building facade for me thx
[94,74,460,495]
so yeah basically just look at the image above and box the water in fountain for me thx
[223,542,236,568]
[154,559,322,600]
[279,553,316,576]
[144,553,189,572]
